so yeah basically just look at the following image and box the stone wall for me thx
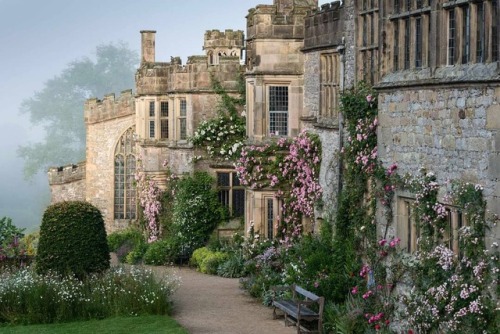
[85,109,136,233]
[85,90,135,124]
[378,85,500,245]
[303,1,343,50]
[48,162,86,204]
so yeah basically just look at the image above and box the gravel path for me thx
[111,253,295,334]
[169,266,296,334]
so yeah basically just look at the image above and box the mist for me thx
[0,0,266,231]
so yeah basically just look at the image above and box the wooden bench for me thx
[271,284,324,334]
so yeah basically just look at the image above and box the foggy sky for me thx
[0,0,328,231]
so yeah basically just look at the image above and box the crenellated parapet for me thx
[203,29,244,51]
[84,90,135,124]
[136,31,244,96]
[246,0,318,40]
[48,161,86,186]
[303,1,344,51]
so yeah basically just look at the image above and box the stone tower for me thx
[203,29,244,65]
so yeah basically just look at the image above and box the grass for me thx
[0,315,188,334]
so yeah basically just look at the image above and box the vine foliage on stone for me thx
[191,74,246,161]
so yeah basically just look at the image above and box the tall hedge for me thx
[37,201,110,277]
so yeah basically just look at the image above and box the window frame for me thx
[216,171,245,218]
[114,127,137,220]
[148,101,155,139]
[263,195,279,240]
[320,52,341,119]
[160,101,169,139]
[178,98,187,141]
[267,85,289,137]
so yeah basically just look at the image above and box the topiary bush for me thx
[36,201,110,277]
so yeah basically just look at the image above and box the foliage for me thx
[189,247,228,275]
[216,251,246,278]
[107,227,144,252]
[143,239,179,265]
[191,74,246,161]
[170,172,226,254]
[0,217,25,245]
[36,201,110,277]
[135,158,168,243]
[18,43,138,178]
[400,174,500,333]
[0,266,179,325]
[0,315,188,334]
[235,131,322,240]
[0,217,29,268]
[20,231,39,257]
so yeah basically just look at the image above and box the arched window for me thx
[114,127,137,219]
[208,51,214,65]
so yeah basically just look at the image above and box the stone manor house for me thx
[49,0,500,248]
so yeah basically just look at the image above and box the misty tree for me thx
[18,42,139,178]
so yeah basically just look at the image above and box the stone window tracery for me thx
[320,53,340,119]
[178,99,187,140]
[357,0,378,83]
[389,0,431,71]
[114,127,137,220]
[444,1,498,65]
[160,101,169,139]
[149,101,155,138]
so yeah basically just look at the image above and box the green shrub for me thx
[36,201,110,277]
[107,227,143,252]
[125,242,149,264]
[200,251,228,275]
[108,228,146,264]
[170,172,226,254]
[143,239,179,265]
[189,247,228,274]
[190,247,210,267]
[217,251,246,278]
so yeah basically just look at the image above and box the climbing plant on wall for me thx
[329,82,499,333]
[191,74,246,161]
[235,130,322,241]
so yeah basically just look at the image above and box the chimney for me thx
[140,30,156,63]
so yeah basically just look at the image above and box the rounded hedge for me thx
[36,201,110,277]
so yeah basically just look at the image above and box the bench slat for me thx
[294,285,320,301]
[273,300,319,319]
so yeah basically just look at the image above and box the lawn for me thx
[0,315,188,334]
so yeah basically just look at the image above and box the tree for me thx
[18,42,139,178]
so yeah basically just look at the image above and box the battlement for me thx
[246,1,317,40]
[204,29,244,48]
[85,89,135,124]
[48,161,86,185]
[303,1,344,50]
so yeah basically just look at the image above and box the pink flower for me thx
[351,286,358,294]
[362,290,373,299]
[389,237,401,248]
[378,239,387,246]
[314,281,319,288]
[366,95,373,103]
